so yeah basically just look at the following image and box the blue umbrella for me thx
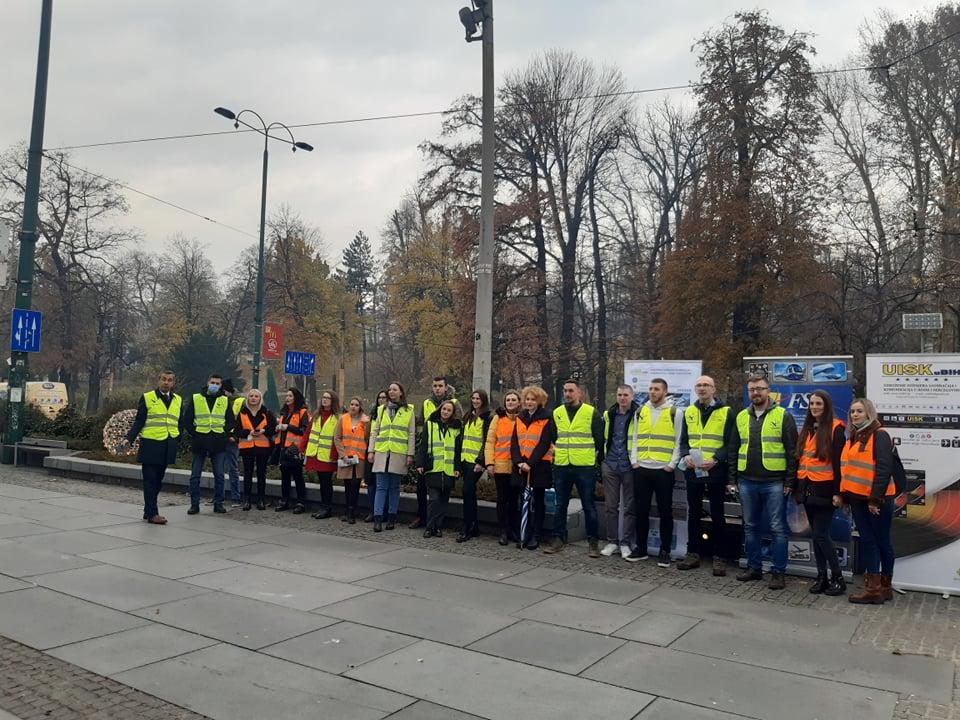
[518,470,532,549]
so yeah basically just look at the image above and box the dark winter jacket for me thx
[183,386,235,454]
[126,388,181,466]
[510,407,556,489]
[678,400,735,484]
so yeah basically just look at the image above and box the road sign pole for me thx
[3,0,53,463]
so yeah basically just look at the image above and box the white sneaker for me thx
[620,544,631,559]
[600,543,619,557]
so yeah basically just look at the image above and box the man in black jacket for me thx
[184,374,235,515]
[125,370,182,525]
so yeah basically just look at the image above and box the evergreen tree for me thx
[340,231,376,389]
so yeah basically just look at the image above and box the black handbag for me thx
[279,444,303,469]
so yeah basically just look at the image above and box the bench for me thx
[12,437,72,467]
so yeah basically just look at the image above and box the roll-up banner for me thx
[742,356,856,576]
[623,360,702,557]
[866,354,960,596]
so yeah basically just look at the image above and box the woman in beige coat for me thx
[367,381,416,531]
[335,396,370,524]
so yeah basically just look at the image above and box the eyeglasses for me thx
[694,383,713,388]
[748,387,769,393]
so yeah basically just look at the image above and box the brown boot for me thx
[849,572,884,604]
[880,575,894,602]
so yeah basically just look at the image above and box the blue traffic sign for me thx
[10,309,42,353]
[284,350,316,376]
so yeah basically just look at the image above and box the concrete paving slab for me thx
[498,567,574,589]
[0,539,100,577]
[24,529,141,555]
[468,619,625,674]
[92,522,232,548]
[35,564,210,611]
[262,621,417,674]
[582,641,899,720]
[43,496,144,516]
[184,564,371,611]
[673,622,955,704]
[264,530,395,557]
[47,623,218,675]
[0,587,147,650]
[83,544,241,580]
[384,700,483,719]
[0,709,24,720]
[321,590,519,646]
[0,513,26,525]
[8,503,90,522]
[134,591,338,650]
[613,611,700,646]
[631,586,860,642]
[356,568,551,613]
[515,594,646,635]
[114,642,413,720]
[348,640,653,720]
[539,572,655,604]
[369,546,530,581]
[0,483,71,500]
[42,513,143,531]
[184,517,301,541]
[0,573,31,593]
[637,698,745,719]
[222,544,396,583]
[0,522,60,539]
[178,537,260,555]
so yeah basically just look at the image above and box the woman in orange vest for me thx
[840,398,897,604]
[794,390,847,596]
[510,385,556,550]
[274,387,310,513]
[334,396,370,524]
[306,391,340,520]
[236,388,276,511]
[485,390,521,546]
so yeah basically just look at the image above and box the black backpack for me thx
[874,430,907,494]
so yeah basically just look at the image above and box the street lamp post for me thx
[459,0,494,394]
[213,107,312,390]
[2,0,53,464]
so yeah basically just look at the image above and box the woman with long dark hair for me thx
[367,381,415,532]
[417,399,463,538]
[305,390,340,520]
[457,389,492,542]
[795,390,847,595]
[485,390,521,545]
[274,387,309,513]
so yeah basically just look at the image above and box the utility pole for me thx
[459,0,495,394]
[3,0,53,464]
[338,310,346,405]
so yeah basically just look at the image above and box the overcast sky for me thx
[2,1,933,271]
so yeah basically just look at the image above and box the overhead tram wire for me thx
[46,29,960,154]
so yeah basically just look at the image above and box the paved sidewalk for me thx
[0,467,957,720]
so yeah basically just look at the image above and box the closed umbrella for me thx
[518,470,532,549]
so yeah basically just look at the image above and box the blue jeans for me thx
[374,472,402,517]
[739,479,787,573]
[552,465,599,542]
[850,499,895,575]
[226,443,241,501]
[190,448,225,507]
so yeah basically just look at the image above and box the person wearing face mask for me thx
[795,390,847,596]
[274,387,310,513]
[511,386,556,550]
[305,391,341,520]
[486,390,522,546]
[335,397,370,524]
[368,381,416,532]
[363,390,389,523]
[458,389,492,543]
[235,388,276,511]
[183,373,235,515]
[417,400,463,538]
[221,379,245,507]
[841,398,897,604]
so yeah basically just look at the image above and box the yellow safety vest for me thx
[426,421,460,476]
[305,413,338,462]
[192,394,229,434]
[461,416,486,464]
[375,404,414,455]
[632,403,676,464]
[684,405,729,461]
[141,391,181,441]
[736,406,787,472]
[232,396,245,417]
[423,396,457,421]
[553,403,596,467]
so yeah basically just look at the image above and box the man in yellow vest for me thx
[411,376,458,529]
[628,378,682,568]
[125,370,182,525]
[184,374,236,515]
[222,378,244,507]
[676,375,735,576]
[728,373,798,589]
[543,379,605,557]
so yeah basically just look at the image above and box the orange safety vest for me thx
[839,429,896,498]
[493,414,516,462]
[515,416,554,462]
[798,418,844,483]
[238,410,271,449]
[339,414,367,458]
[276,408,309,448]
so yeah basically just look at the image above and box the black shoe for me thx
[824,575,847,596]
[373,517,383,532]
[737,568,764,582]
[657,550,671,568]
[275,502,289,512]
[625,549,647,563]
[526,536,540,551]
[347,510,356,525]
[312,506,332,520]
[187,505,199,515]
[213,504,227,514]
[364,513,374,523]
[498,533,509,546]
[256,500,266,511]
[386,516,396,530]
[809,575,828,594]
[768,572,786,590]
[424,528,434,539]
[292,504,305,514]
[435,529,443,538]
[242,501,252,511]
[408,517,424,529]
[456,532,470,543]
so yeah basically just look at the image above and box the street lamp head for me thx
[293,141,314,152]
[459,6,481,41]
[214,106,236,121]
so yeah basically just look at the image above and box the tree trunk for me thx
[588,174,608,407]
[528,154,554,398]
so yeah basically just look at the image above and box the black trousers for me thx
[686,479,728,557]
[634,467,675,554]
[460,462,481,533]
[241,453,269,501]
[494,473,519,538]
[806,503,841,576]
[281,465,306,504]
[518,487,546,543]
[313,471,334,507]
[416,475,428,520]
[427,483,451,530]
[344,478,361,511]
[141,463,166,518]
